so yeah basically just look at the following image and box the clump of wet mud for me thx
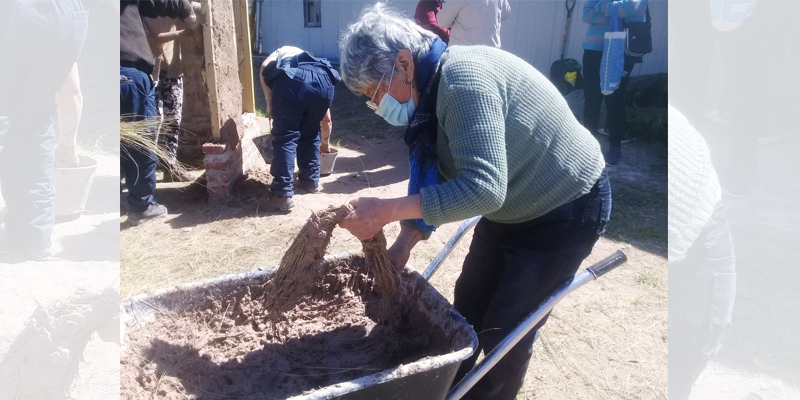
[275,204,398,304]
[120,256,451,399]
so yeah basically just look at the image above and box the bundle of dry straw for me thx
[120,116,191,176]
[274,204,398,300]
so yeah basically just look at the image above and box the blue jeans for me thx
[120,66,158,213]
[452,168,612,400]
[0,0,87,254]
[270,64,335,197]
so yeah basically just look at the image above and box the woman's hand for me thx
[339,198,393,240]
[339,195,425,240]
[388,224,424,270]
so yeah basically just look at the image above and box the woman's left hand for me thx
[339,197,392,240]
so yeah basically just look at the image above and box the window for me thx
[304,0,321,27]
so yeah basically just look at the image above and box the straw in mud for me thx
[274,204,398,301]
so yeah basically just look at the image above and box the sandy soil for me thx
[121,255,453,399]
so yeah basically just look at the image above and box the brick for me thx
[202,142,228,154]
[205,162,228,171]
[207,173,229,184]
[204,150,233,164]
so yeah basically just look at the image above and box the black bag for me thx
[549,58,584,96]
[624,5,652,57]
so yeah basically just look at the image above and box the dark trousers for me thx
[0,0,87,254]
[669,204,736,400]
[120,66,158,213]
[583,50,636,147]
[451,169,612,400]
[270,64,335,197]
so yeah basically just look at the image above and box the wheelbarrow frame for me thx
[422,217,627,400]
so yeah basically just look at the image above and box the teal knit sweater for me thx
[419,46,605,228]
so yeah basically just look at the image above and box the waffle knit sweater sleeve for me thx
[668,104,722,262]
[419,46,604,228]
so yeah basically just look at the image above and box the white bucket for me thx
[54,155,99,217]
[320,148,338,176]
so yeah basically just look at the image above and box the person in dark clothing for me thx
[0,0,89,260]
[581,0,648,165]
[119,0,196,225]
[414,0,450,43]
[258,46,339,212]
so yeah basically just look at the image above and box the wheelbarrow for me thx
[424,217,627,400]
[121,217,626,400]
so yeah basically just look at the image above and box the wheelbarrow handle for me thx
[588,250,627,278]
[445,251,628,400]
[423,216,481,281]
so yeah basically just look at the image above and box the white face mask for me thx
[366,69,416,126]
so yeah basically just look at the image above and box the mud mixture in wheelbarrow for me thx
[120,255,453,399]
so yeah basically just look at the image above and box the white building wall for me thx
[257,0,667,77]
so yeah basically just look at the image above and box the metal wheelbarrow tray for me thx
[120,253,479,400]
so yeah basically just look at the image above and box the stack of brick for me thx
[202,142,243,198]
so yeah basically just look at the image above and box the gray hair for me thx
[339,3,437,95]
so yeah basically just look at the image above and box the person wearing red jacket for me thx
[414,0,450,43]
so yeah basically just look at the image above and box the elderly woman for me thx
[338,4,611,399]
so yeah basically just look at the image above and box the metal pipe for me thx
[445,251,628,400]
[422,216,481,280]
[253,0,262,53]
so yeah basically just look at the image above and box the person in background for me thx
[258,46,339,212]
[55,63,83,169]
[0,0,89,260]
[337,4,609,400]
[143,15,192,182]
[668,104,736,400]
[581,0,648,165]
[120,0,198,225]
[435,0,510,47]
[414,0,450,43]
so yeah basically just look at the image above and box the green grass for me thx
[605,180,668,254]
[255,108,268,118]
[636,270,662,288]
[632,295,650,306]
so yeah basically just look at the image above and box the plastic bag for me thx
[600,6,626,95]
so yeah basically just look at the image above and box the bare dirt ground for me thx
[121,82,668,398]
